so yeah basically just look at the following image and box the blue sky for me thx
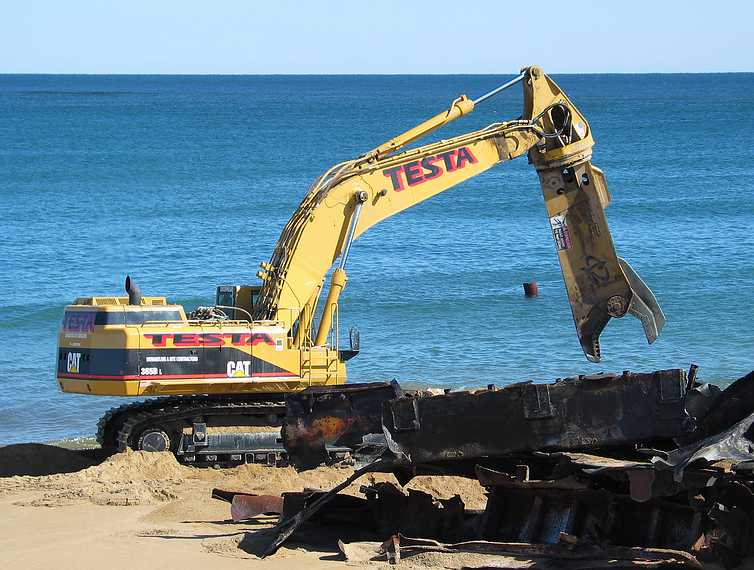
[1,1,751,74]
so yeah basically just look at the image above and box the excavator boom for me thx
[255,66,664,361]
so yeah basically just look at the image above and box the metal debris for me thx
[261,460,387,557]
[282,381,401,470]
[211,488,283,521]
[340,534,702,568]
[382,369,690,464]
[253,366,754,568]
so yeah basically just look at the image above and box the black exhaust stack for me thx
[125,275,142,305]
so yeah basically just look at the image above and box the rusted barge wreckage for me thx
[216,367,754,568]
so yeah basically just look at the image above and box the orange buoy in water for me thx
[523,282,539,298]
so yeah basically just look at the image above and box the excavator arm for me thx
[254,66,664,362]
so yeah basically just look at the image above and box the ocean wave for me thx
[0,303,66,329]
[0,296,210,330]
[13,90,149,96]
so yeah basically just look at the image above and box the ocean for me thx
[1,73,753,445]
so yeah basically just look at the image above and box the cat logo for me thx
[226,360,251,378]
[66,352,82,374]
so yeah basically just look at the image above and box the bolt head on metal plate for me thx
[606,295,628,318]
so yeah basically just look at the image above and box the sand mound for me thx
[0,443,485,516]
[83,448,186,481]
[407,475,487,509]
[0,443,97,477]
[0,443,490,569]
[1,450,187,506]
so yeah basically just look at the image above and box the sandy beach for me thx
[0,444,487,569]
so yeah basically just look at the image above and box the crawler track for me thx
[97,394,288,466]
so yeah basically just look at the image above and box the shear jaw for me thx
[578,258,666,363]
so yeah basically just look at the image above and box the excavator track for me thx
[97,395,299,466]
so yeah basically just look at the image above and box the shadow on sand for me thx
[0,443,110,477]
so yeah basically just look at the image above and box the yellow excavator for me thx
[56,66,665,463]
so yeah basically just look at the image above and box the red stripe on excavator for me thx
[58,371,298,380]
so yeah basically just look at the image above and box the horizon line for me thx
[1,70,752,77]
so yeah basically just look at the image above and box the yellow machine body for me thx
[57,298,345,397]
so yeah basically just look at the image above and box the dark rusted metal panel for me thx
[693,371,754,439]
[481,485,700,551]
[383,370,690,464]
[282,381,401,469]
[666,410,754,472]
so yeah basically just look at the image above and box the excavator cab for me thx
[215,285,261,321]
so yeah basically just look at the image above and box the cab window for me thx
[125,310,182,324]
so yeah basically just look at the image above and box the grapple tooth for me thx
[570,259,665,363]
[618,257,666,345]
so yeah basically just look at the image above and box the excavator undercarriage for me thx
[96,393,353,466]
